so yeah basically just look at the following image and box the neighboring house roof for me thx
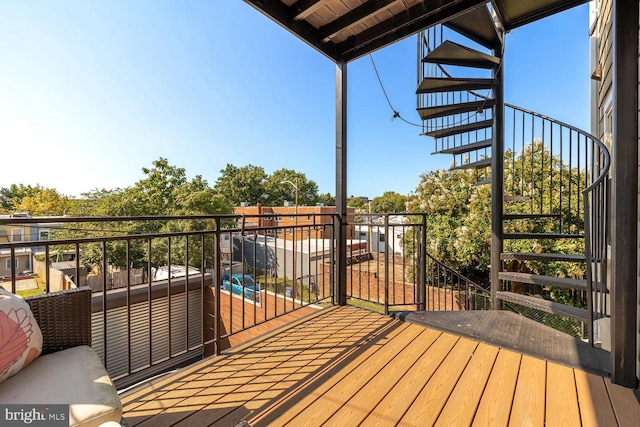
[0,248,32,257]
[51,261,77,270]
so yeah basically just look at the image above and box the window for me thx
[39,229,51,240]
[307,216,311,221]
[289,216,295,220]
[603,92,613,149]
[359,231,367,238]
[5,258,18,270]
[11,228,23,242]
[289,228,294,235]
[276,229,282,237]
[379,234,386,242]
[274,216,282,222]
[265,216,272,220]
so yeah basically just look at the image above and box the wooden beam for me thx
[320,0,401,42]
[338,0,486,61]
[291,0,327,21]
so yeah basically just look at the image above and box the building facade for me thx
[234,204,355,240]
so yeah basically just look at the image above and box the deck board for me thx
[322,328,442,426]
[359,333,459,427]
[435,343,499,426]
[546,362,581,426]
[575,370,618,427]
[472,349,521,427]
[398,338,479,426]
[510,355,546,427]
[605,378,640,426]
[120,306,640,427]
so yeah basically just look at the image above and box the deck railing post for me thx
[490,42,504,310]
[417,214,427,311]
[335,60,348,306]
[213,218,222,356]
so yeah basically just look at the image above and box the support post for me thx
[490,46,504,309]
[335,60,348,305]
[417,214,427,311]
[610,0,638,387]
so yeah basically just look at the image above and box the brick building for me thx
[234,204,355,240]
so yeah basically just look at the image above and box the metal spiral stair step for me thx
[504,232,584,239]
[425,119,493,139]
[504,195,531,202]
[416,77,495,94]
[451,157,492,171]
[443,3,502,49]
[472,177,491,187]
[498,271,587,291]
[422,40,500,69]
[496,291,589,323]
[503,213,561,220]
[500,252,586,263]
[418,100,496,120]
[434,138,492,155]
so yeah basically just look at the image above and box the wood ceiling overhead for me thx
[244,0,589,63]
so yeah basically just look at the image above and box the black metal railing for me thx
[0,214,334,389]
[345,213,490,314]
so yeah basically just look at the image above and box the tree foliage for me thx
[348,197,366,210]
[213,164,269,207]
[65,158,232,270]
[13,187,72,216]
[0,184,72,216]
[410,142,587,284]
[213,164,325,207]
[371,191,407,213]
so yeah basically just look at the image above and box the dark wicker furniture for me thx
[25,286,92,354]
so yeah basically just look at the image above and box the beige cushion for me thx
[0,346,122,427]
[0,287,43,384]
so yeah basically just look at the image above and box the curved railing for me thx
[417,25,611,338]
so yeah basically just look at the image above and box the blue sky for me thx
[0,1,590,200]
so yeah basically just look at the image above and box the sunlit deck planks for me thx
[122,306,640,427]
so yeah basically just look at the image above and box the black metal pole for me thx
[490,45,504,309]
[610,0,638,388]
[336,60,348,306]
[418,214,427,311]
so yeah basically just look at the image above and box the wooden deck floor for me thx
[122,306,640,427]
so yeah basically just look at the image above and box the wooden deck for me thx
[122,306,640,427]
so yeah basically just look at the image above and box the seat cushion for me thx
[0,287,43,384]
[0,346,122,427]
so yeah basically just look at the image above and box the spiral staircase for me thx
[417,3,610,344]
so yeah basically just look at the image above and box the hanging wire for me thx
[369,54,423,127]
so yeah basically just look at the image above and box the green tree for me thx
[371,191,407,213]
[214,164,268,206]
[263,168,320,206]
[317,192,336,206]
[1,184,46,212]
[348,197,366,210]
[14,188,72,216]
[67,158,231,270]
[410,141,587,285]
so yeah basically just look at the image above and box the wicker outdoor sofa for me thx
[0,287,122,427]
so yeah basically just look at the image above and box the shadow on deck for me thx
[121,306,639,427]
[392,310,611,376]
